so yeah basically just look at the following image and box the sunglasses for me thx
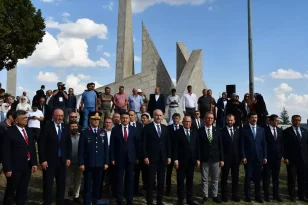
[70,116,77,118]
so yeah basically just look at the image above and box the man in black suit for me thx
[2,110,38,205]
[143,109,171,205]
[147,87,165,117]
[191,110,204,129]
[283,115,308,202]
[39,108,72,205]
[220,114,241,202]
[111,112,139,205]
[241,112,267,203]
[173,116,200,205]
[38,97,51,126]
[166,113,182,195]
[199,111,224,204]
[263,114,284,202]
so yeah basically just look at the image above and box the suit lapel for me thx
[14,126,28,146]
[52,122,59,142]
[152,122,160,138]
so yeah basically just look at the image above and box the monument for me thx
[6,68,17,96]
[94,0,207,118]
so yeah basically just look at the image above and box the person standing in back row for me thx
[80,83,99,129]
[113,86,128,115]
[148,88,165,118]
[183,85,197,118]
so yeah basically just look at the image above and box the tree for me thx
[280,107,290,125]
[0,0,45,71]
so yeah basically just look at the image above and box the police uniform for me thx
[78,112,109,205]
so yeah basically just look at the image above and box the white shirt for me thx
[105,129,111,146]
[227,126,234,137]
[205,126,213,136]
[130,122,137,127]
[223,100,227,109]
[16,125,28,140]
[184,128,190,135]
[292,126,302,137]
[153,122,161,135]
[91,127,98,133]
[195,118,201,128]
[155,94,160,101]
[174,124,180,131]
[27,110,44,128]
[46,96,51,105]
[121,124,129,137]
[249,124,257,135]
[269,125,277,137]
[183,93,197,111]
[166,95,180,107]
[76,96,83,109]
[54,122,62,134]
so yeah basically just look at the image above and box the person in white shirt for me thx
[166,88,180,123]
[16,97,31,112]
[183,85,198,118]
[26,103,44,142]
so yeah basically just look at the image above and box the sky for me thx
[0,0,308,121]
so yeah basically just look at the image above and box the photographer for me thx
[53,82,68,115]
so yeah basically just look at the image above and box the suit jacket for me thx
[191,118,205,129]
[240,125,267,162]
[38,121,72,167]
[38,104,51,123]
[110,125,139,164]
[147,94,165,114]
[221,127,241,165]
[131,121,143,159]
[283,126,308,165]
[173,127,200,164]
[199,126,224,163]
[2,126,37,172]
[143,122,171,164]
[265,126,283,162]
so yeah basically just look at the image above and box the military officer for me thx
[78,111,109,205]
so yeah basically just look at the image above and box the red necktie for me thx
[273,128,277,141]
[124,127,128,142]
[22,129,31,160]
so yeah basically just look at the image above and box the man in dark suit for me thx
[143,109,171,205]
[166,113,182,195]
[263,114,284,202]
[128,110,144,196]
[220,114,241,202]
[38,96,51,126]
[111,112,139,205]
[147,87,165,117]
[2,110,38,205]
[173,116,200,205]
[39,108,72,205]
[191,110,204,129]
[199,111,224,204]
[241,112,267,203]
[283,115,308,202]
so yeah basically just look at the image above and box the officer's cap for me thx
[89,111,102,120]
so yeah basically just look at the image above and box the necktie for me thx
[133,123,136,127]
[273,128,277,141]
[57,125,62,157]
[230,128,234,140]
[207,128,212,144]
[186,129,190,142]
[252,127,256,140]
[157,124,161,137]
[175,125,178,130]
[124,126,128,142]
[22,129,30,160]
[295,128,301,140]
[197,119,200,128]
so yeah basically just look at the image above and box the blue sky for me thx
[0,0,308,120]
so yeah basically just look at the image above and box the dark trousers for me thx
[176,160,195,202]
[30,127,40,142]
[221,160,239,199]
[146,160,166,205]
[114,109,127,115]
[4,168,31,205]
[263,159,281,198]
[115,156,134,204]
[42,158,66,205]
[83,167,103,205]
[185,108,195,118]
[166,163,173,191]
[287,162,307,198]
[244,159,262,199]
[134,162,143,194]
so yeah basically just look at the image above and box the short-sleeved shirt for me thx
[101,93,113,110]
[53,91,66,108]
[198,96,216,113]
[27,110,44,129]
[128,94,144,113]
[114,93,128,110]
[82,90,97,108]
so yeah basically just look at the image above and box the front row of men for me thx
[2,108,308,205]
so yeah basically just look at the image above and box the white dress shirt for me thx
[153,122,161,134]
[174,124,180,131]
[130,122,137,127]
[195,118,201,129]
[166,95,180,107]
[91,127,98,133]
[249,124,257,136]
[183,93,197,111]
[155,94,160,101]
[269,125,277,137]
[227,126,234,136]
[105,129,111,146]
[54,122,62,134]
[205,126,213,136]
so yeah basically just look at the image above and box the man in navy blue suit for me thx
[110,112,140,205]
[241,112,267,203]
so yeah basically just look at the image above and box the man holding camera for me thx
[53,82,68,115]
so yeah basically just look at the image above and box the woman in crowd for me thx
[16,96,31,112]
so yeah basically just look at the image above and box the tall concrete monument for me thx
[6,68,17,96]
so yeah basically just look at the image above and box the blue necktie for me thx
[57,124,62,157]
[252,127,256,140]
[157,124,161,137]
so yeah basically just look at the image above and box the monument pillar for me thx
[6,68,17,96]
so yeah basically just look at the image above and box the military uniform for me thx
[78,112,109,205]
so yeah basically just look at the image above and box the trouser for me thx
[29,127,40,142]
[220,159,239,199]
[83,167,103,205]
[244,159,262,199]
[83,107,95,129]
[99,164,116,198]
[185,108,195,118]
[42,158,66,205]
[176,160,195,202]
[201,161,220,198]
[65,164,83,199]
[99,109,111,127]
[263,159,281,198]
[4,167,31,205]
[65,107,76,123]
[165,163,173,191]
[168,107,179,122]
[287,162,307,198]
[134,161,143,194]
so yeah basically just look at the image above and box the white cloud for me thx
[134,56,142,62]
[103,1,114,11]
[96,45,104,52]
[45,17,59,28]
[270,68,308,79]
[171,78,176,84]
[103,52,111,57]
[132,0,214,13]
[254,77,264,83]
[36,71,59,82]
[77,74,91,80]
[17,86,35,95]
[62,12,70,17]
[133,37,136,42]
[64,74,104,94]
[274,83,293,94]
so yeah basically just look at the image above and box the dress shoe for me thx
[73,197,82,204]
[232,196,240,202]
[245,197,251,202]
[127,201,134,205]
[255,197,263,203]
[222,198,228,202]
[290,197,296,202]
[64,199,71,204]
[165,189,171,196]
[212,197,222,204]
[273,196,283,202]
[299,197,308,202]
[187,200,198,205]
[134,192,143,197]
[264,196,270,202]
[201,196,208,204]
[178,201,185,205]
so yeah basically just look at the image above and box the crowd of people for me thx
[0,82,307,205]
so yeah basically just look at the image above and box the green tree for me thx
[280,107,290,125]
[0,0,45,71]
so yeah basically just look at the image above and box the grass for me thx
[0,164,303,205]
